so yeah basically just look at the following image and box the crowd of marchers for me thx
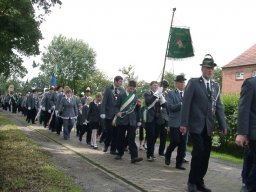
[1,54,255,192]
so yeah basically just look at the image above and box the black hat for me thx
[161,79,169,87]
[200,54,217,67]
[175,75,187,82]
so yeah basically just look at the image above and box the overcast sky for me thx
[24,0,256,82]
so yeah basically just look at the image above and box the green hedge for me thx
[212,94,243,158]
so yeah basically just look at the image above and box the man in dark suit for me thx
[144,81,167,161]
[114,80,143,163]
[27,89,40,124]
[155,80,169,156]
[100,76,125,154]
[165,75,187,170]
[236,76,256,192]
[180,54,227,192]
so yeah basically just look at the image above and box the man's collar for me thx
[201,76,210,84]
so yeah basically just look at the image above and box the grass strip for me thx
[0,115,81,192]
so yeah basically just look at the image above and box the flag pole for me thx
[160,7,176,83]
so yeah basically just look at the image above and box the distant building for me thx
[222,44,256,94]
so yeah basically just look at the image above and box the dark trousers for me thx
[246,140,256,192]
[41,110,51,128]
[76,124,83,136]
[145,122,156,158]
[242,146,253,184]
[104,118,118,152]
[117,125,138,159]
[79,124,92,144]
[55,116,63,134]
[188,127,212,185]
[27,108,37,123]
[49,113,56,131]
[165,128,187,166]
[155,123,167,155]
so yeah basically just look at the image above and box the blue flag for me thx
[51,73,56,87]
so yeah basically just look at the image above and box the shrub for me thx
[212,94,240,156]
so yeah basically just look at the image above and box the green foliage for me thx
[118,65,138,85]
[29,74,50,92]
[0,0,62,78]
[212,94,241,157]
[76,69,112,95]
[163,71,177,90]
[40,35,97,93]
[213,67,222,89]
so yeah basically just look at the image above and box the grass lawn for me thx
[0,115,81,192]
[186,145,243,165]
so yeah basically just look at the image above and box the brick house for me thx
[222,44,256,94]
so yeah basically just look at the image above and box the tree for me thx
[213,67,222,89]
[0,0,62,78]
[40,35,97,93]
[29,74,50,92]
[163,71,177,90]
[118,65,138,85]
[75,69,112,96]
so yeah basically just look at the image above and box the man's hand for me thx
[221,128,228,136]
[235,135,248,147]
[117,112,123,117]
[180,126,187,135]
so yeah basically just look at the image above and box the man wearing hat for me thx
[180,54,227,192]
[165,74,187,170]
[154,79,170,157]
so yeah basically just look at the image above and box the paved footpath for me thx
[8,112,242,192]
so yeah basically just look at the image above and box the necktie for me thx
[114,88,118,95]
[180,91,183,98]
[207,82,211,97]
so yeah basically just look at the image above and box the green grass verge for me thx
[186,145,243,165]
[0,115,81,192]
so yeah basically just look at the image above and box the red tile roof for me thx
[222,44,256,68]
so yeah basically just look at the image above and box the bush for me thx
[212,94,240,155]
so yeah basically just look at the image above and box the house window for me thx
[252,71,256,77]
[236,72,244,80]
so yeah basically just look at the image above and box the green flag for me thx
[167,27,194,59]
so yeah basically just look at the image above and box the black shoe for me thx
[188,182,197,192]
[103,146,108,152]
[197,184,212,192]
[114,155,122,160]
[131,157,143,163]
[175,165,186,170]
[183,158,189,163]
[110,151,118,155]
[79,136,82,142]
[165,154,170,165]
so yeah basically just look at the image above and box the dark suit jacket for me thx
[27,94,39,110]
[167,89,183,128]
[144,90,158,123]
[238,77,256,140]
[41,92,52,111]
[87,100,101,123]
[100,85,125,119]
[180,77,227,136]
[77,109,83,126]
[115,92,140,126]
